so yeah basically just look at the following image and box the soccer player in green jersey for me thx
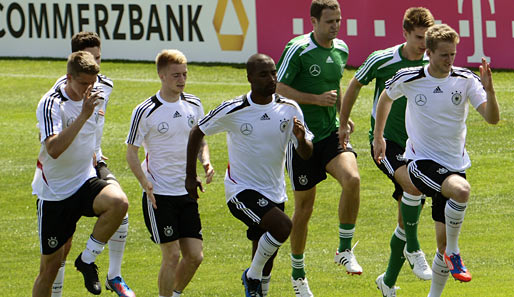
[339,7,437,297]
[276,1,360,295]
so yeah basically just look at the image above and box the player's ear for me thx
[402,28,408,40]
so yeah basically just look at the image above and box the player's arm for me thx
[197,139,214,184]
[126,143,156,208]
[186,125,207,199]
[372,90,394,164]
[339,77,364,148]
[45,85,101,159]
[292,116,313,160]
[476,58,500,124]
[276,82,337,107]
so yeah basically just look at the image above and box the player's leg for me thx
[74,179,128,295]
[326,151,362,275]
[159,241,181,296]
[396,165,431,280]
[172,195,204,296]
[290,187,316,281]
[428,218,449,297]
[33,247,66,297]
[441,174,471,282]
[50,238,72,297]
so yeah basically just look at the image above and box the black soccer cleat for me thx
[74,253,102,295]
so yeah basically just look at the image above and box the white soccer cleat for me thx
[375,273,398,297]
[291,277,313,297]
[334,242,363,275]
[403,248,432,280]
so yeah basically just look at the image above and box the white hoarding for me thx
[0,0,257,62]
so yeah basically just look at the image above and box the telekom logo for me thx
[458,0,495,63]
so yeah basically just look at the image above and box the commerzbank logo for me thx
[213,0,249,51]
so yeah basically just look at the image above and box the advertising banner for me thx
[0,0,257,62]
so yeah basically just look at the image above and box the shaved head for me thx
[246,53,275,75]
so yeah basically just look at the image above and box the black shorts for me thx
[287,130,356,191]
[37,177,108,255]
[95,161,117,182]
[227,190,285,241]
[407,159,466,223]
[370,140,407,200]
[142,193,203,244]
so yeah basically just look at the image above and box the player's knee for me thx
[162,249,180,267]
[342,172,360,190]
[274,217,292,243]
[453,183,470,202]
[187,251,203,267]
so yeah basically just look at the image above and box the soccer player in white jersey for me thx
[31,51,129,297]
[373,24,500,294]
[339,8,435,296]
[126,49,214,297]
[47,31,134,297]
[186,54,313,297]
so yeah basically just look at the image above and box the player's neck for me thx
[313,32,333,48]
[159,89,180,103]
[402,44,423,61]
[63,84,81,101]
[427,65,450,79]
[251,93,273,105]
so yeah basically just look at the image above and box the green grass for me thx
[0,58,513,296]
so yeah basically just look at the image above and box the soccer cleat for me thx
[241,268,262,297]
[74,253,101,295]
[375,273,398,297]
[334,241,363,275]
[403,248,432,280]
[106,275,136,297]
[291,277,313,297]
[444,252,472,282]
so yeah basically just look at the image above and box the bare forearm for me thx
[186,125,205,177]
[45,114,88,159]
[340,78,363,126]
[126,146,149,187]
[373,91,393,139]
[296,139,313,160]
[276,83,316,105]
[484,90,500,124]
[197,139,211,166]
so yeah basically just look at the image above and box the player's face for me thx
[83,46,101,66]
[312,8,341,42]
[428,41,457,77]
[249,60,277,97]
[66,72,97,101]
[404,26,429,57]
[160,63,188,94]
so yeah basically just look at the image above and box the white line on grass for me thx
[0,73,248,86]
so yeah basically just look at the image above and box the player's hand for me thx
[292,116,306,141]
[338,125,351,150]
[479,57,494,93]
[101,155,109,161]
[372,136,386,164]
[185,174,203,200]
[143,181,157,209]
[348,119,355,134]
[316,90,338,107]
[81,85,102,118]
[203,163,215,184]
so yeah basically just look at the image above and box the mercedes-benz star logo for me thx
[309,64,321,76]
[240,123,253,135]
[415,94,427,106]
[157,122,169,133]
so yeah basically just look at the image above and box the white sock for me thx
[445,199,467,255]
[108,214,128,279]
[427,251,449,297]
[261,274,271,297]
[171,290,182,297]
[247,232,282,280]
[51,261,65,297]
[81,235,106,264]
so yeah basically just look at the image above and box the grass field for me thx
[0,58,512,297]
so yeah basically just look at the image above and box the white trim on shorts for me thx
[229,196,261,224]
[37,199,44,254]
[145,195,161,244]
[408,161,441,192]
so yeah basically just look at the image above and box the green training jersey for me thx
[354,44,428,147]
[277,32,349,143]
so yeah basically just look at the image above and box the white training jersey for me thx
[52,74,113,161]
[385,65,486,172]
[199,91,313,204]
[32,84,99,201]
[126,91,204,196]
